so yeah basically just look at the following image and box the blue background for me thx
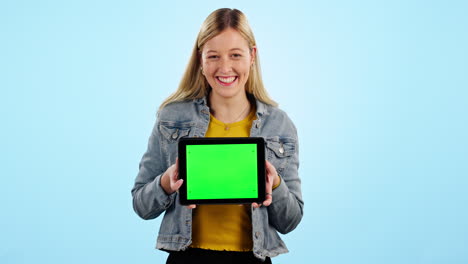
[1,0,467,263]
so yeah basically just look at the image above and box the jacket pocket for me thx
[159,121,194,166]
[265,137,296,174]
[159,121,193,142]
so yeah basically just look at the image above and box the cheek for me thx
[239,61,252,74]
[239,67,251,78]
[202,62,216,75]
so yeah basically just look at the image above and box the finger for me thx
[172,159,180,183]
[186,204,196,209]
[262,193,272,207]
[171,165,181,184]
[172,170,179,182]
[265,162,272,182]
[173,179,183,191]
[252,202,260,208]
[265,160,277,176]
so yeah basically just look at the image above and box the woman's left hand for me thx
[253,160,280,208]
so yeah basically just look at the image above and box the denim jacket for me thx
[131,96,303,261]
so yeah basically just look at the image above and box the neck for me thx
[209,91,251,124]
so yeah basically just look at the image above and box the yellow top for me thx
[190,109,257,251]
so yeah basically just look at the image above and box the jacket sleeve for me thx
[131,120,175,220]
[267,134,304,234]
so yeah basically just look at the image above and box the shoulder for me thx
[259,102,297,134]
[157,99,201,121]
[268,106,294,124]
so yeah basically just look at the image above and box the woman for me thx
[131,8,303,264]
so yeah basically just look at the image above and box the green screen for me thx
[186,144,258,200]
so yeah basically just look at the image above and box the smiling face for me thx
[200,28,256,101]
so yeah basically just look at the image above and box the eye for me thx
[207,55,219,59]
[231,53,242,58]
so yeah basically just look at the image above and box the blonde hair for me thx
[160,8,277,109]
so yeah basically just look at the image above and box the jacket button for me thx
[255,232,260,238]
[279,146,284,154]
[172,132,178,139]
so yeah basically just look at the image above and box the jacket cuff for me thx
[272,176,281,190]
[155,174,174,207]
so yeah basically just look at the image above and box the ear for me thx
[250,46,257,65]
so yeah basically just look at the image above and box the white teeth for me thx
[217,76,236,83]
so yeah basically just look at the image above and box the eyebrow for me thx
[206,48,246,53]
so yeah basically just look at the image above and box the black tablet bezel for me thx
[178,137,266,205]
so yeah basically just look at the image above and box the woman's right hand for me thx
[160,158,184,195]
[160,159,197,209]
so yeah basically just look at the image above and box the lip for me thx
[216,76,238,86]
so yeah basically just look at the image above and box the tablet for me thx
[178,137,266,205]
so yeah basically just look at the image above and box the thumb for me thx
[173,179,184,191]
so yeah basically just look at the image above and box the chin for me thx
[213,87,243,99]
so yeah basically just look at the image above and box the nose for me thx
[218,56,232,73]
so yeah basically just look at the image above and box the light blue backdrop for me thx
[1,0,467,263]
